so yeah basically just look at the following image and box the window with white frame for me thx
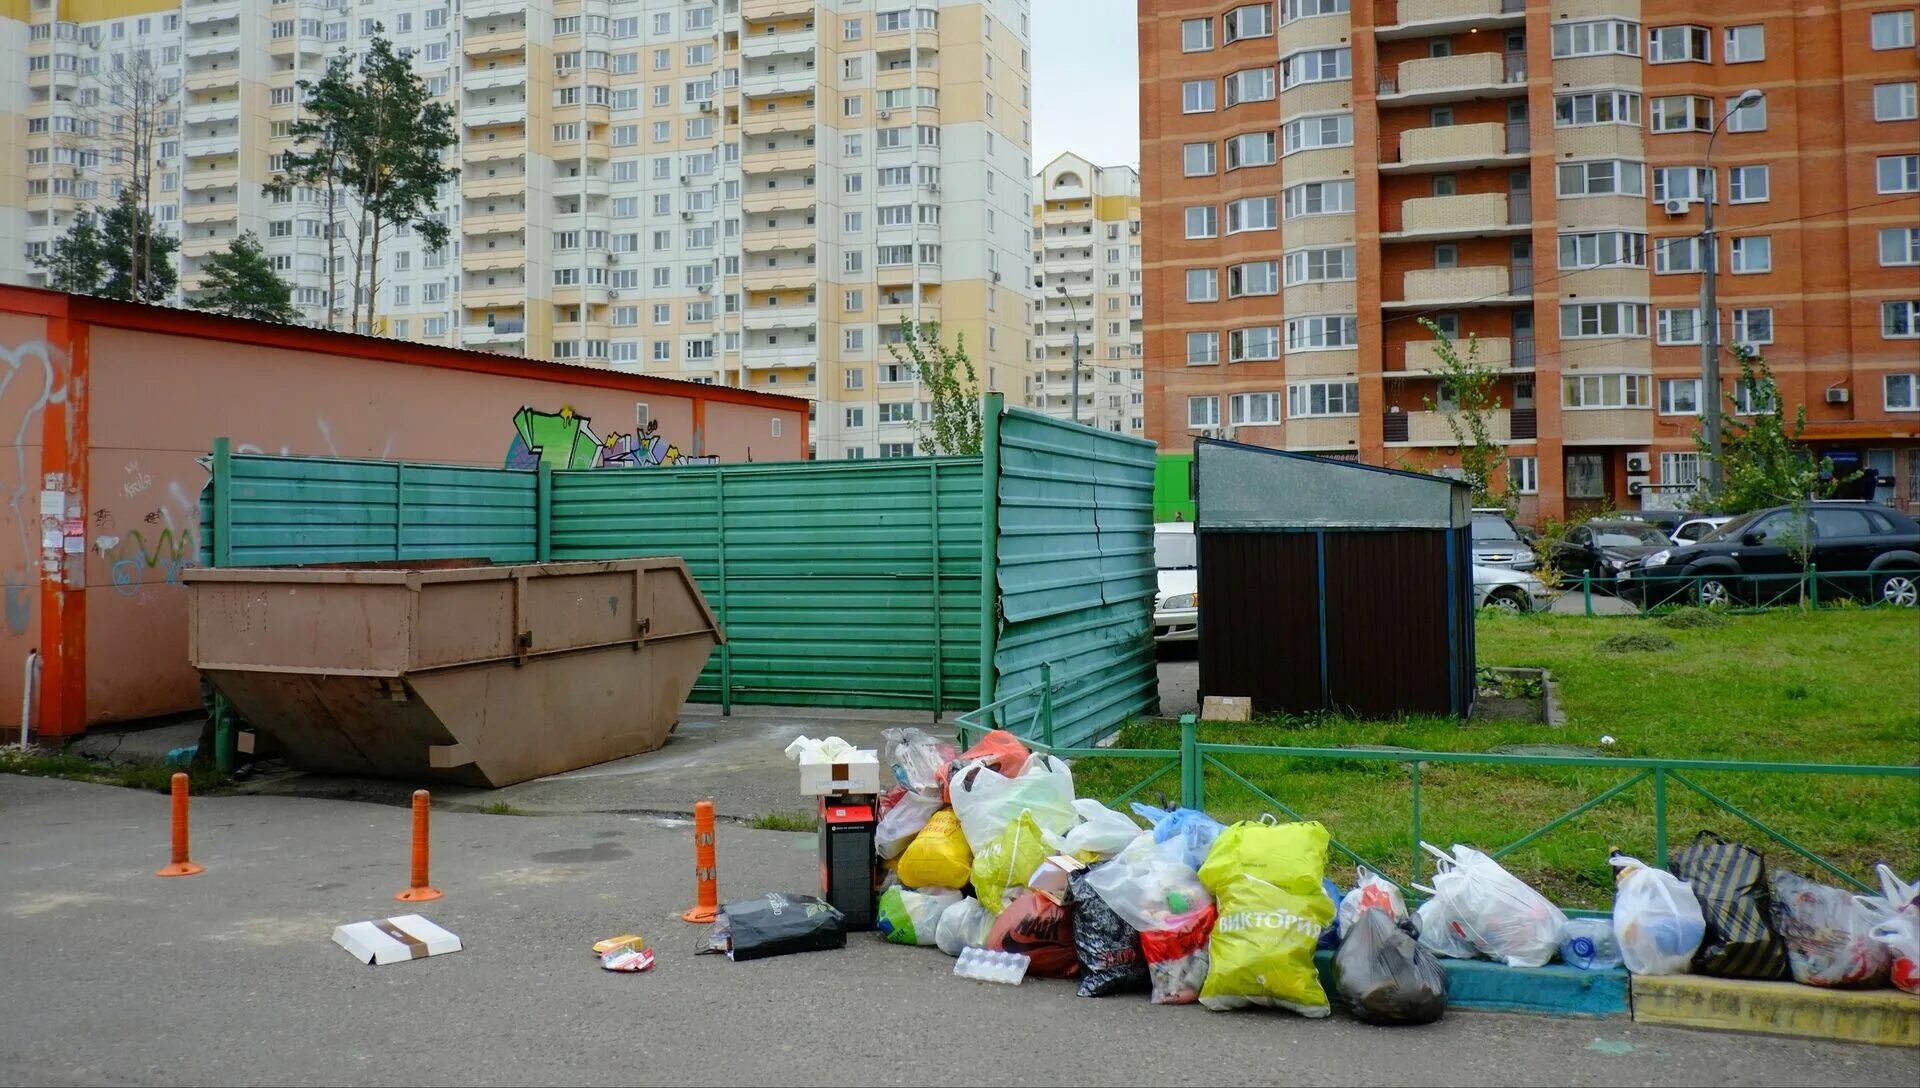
[1229,327,1280,361]
[1726,93,1767,132]
[1283,246,1355,284]
[1654,236,1707,274]
[1229,392,1281,425]
[1223,67,1276,107]
[1281,47,1350,88]
[1283,179,1354,218]
[1650,95,1713,133]
[1882,228,1920,266]
[1181,18,1213,52]
[1561,303,1649,338]
[1186,269,1219,302]
[1288,381,1359,417]
[1223,4,1275,41]
[1562,373,1652,408]
[1730,236,1771,274]
[1187,332,1221,365]
[1884,301,1920,338]
[1661,452,1701,491]
[1659,378,1701,415]
[1558,159,1646,197]
[1724,24,1765,62]
[1184,142,1217,176]
[1285,314,1358,352]
[1872,11,1916,50]
[1887,374,1919,411]
[1876,82,1919,122]
[1284,0,1350,21]
[1184,205,1219,238]
[1183,80,1216,113]
[1282,113,1352,154]
[1226,196,1278,233]
[1732,379,1776,415]
[1552,19,1640,58]
[1227,261,1279,297]
[1653,166,1715,203]
[1730,308,1773,347]
[1559,231,1647,270]
[1649,25,1710,63]
[1878,155,1920,194]
[1189,396,1220,427]
[1225,131,1277,169]
[1658,307,1704,345]
[1508,456,1539,494]
[1555,90,1641,127]
[1729,164,1770,203]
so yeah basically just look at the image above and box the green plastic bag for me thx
[1197,819,1334,1016]
[876,887,962,946]
[973,810,1051,916]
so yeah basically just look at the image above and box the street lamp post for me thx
[1056,284,1082,425]
[1699,89,1765,499]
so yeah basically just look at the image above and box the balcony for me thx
[742,109,815,138]
[182,166,241,192]
[463,139,528,165]
[465,65,528,92]
[179,230,238,258]
[742,29,816,60]
[742,305,818,331]
[1387,264,1530,309]
[1563,408,1652,446]
[1385,192,1529,239]
[742,343,818,369]
[465,27,525,57]
[464,0,528,16]
[1376,0,1526,40]
[462,248,527,273]
[461,283,527,309]
[1285,417,1361,452]
[462,320,526,345]
[184,67,240,92]
[743,225,816,253]
[741,188,817,215]
[1377,51,1526,105]
[181,203,236,227]
[183,99,241,126]
[744,146,817,175]
[741,266,817,292]
[464,174,528,200]
[184,0,242,23]
[742,69,818,99]
[463,101,527,129]
[462,211,525,237]
[1392,336,1536,375]
[1383,408,1513,446]
[184,36,241,61]
[1383,121,1528,172]
[183,133,242,159]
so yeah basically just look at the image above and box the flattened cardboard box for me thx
[333,914,463,965]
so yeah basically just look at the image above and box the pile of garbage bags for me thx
[869,728,1920,1017]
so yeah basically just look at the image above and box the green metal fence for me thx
[1563,567,1919,615]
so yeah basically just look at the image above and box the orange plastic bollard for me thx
[680,799,719,923]
[156,772,205,877]
[395,789,444,902]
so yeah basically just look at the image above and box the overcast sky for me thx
[1030,0,1140,171]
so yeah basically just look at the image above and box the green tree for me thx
[31,211,108,295]
[1698,349,1847,515]
[98,190,179,303]
[888,320,983,456]
[191,232,298,323]
[264,51,356,328]
[341,31,458,333]
[1417,318,1510,508]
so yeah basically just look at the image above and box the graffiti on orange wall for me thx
[104,528,193,598]
[2,337,64,635]
[504,406,718,471]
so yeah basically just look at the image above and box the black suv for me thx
[1616,502,1920,608]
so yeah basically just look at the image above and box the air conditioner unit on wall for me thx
[1625,452,1652,474]
[1663,199,1690,216]
[1826,387,1851,404]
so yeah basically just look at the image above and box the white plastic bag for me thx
[1610,855,1706,976]
[934,896,994,957]
[1861,864,1920,994]
[1061,798,1141,860]
[950,754,1078,849]
[1085,832,1214,933]
[874,792,941,859]
[1415,897,1479,960]
[1418,842,1567,968]
[1337,867,1409,940]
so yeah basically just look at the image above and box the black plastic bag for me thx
[1070,868,1149,997]
[1334,909,1448,1025]
[1669,831,1788,980]
[720,893,846,962]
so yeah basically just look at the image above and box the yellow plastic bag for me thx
[897,809,972,890]
[972,810,1050,915]
[1197,819,1334,1016]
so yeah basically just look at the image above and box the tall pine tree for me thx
[191,232,298,323]
[30,212,108,295]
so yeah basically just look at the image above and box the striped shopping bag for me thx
[1669,831,1789,980]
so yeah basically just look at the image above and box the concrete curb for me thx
[1313,951,1631,1019]
[1631,975,1920,1047]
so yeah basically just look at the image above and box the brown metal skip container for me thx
[182,558,724,787]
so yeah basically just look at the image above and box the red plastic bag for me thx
[987,889,1079,978]
[1139,904,1216,1005]
[939,729,1030,799]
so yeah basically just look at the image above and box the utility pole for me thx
[1699,89,1764,499]
[1057,283,1082,425]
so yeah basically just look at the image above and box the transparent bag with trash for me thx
[1084,832,1214,933]
[1860,864,1920,994]
[1130,802,1226,872]
[935,896,994,957]
[873,792,941,860]
[881,727,956,797]
[1770,870,1889,988]
[1337,867,1412,940]
[1415,842,1567,968]
[951,754,1078,848]
[1061,798,1142,861]
[1610,854,1706,976]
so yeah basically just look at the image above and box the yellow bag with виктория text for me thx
[1196,818,1334,1016]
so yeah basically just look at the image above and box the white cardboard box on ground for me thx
[332,914,463,965]
[797,751,881,796]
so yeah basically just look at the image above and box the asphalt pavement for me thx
[1,776,1911,1088]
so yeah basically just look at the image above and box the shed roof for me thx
[1193,439,1470,531]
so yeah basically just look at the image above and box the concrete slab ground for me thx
[2,775,1912,1088]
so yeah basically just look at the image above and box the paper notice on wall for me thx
[62,536,85,555]
[41,528,61,550]
[39,491,63,518]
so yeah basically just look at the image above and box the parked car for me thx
[1616,502,1920,608]
[1669,515,1732,546]
[1153,521,1198,642]
[1616,510,1696,536]
[1474,506,1537,545]
[1473,564,1553,612]
[1550,519,1674,584]
[1471,513,1536,571]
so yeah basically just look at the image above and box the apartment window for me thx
[1658,453,1700,493]
[1658,307,1704,345]
[1731,308,1774,346]
[844,250,865,273]
[1223,4,1275,42]
[272,87,296,106]
[1653,166,1714,204]
[1552,19,1640,58]
[1226,196,1278,233]
[1724,24,1765,62]
[1281,47,1350,89]
[1287,381,1359,418]
[1876,83,1919,122]
[1283,246,1355,285]
[1659,379,1702,416]
[1181,18,1214,52]
[1507,456,1540,495]
[1223,68,1276,107]
[1229,393,1281,426]
[1228,327,1281,361]
[1558,160,1645,197]
[1559,231,1647,270]
[1226,261,1279,297]
[1878,155,1920,194]
[1654,236,1707,274]
[1285,314,1359,352]
[1872,11,1916,50]
[1730,236,1772,274]
[1732,380,1777,415]
[1184,206,1219,238]
[1282,179,1354,219]
[613,125,639,147]
[1562,373,1652,408]
[1282,113,1352,154]
[1189,396,1220,427]
[1187,332,1221,365]
[1649,25,1710,63]
[1725,164,1769,204]
[845,328,867,352]
[1186,269,1219,302]
[1650,95,1713,133]
[1884,301,1920,338]
[1887,374,1920,411]
[1560,303,1649,338]
[1183,80,1217,113]
[1555,90,1641,127]
[877,245,912,266]
[1882,228,1920,266]
[1725,93,1767,132]
[1184,142,1218,176]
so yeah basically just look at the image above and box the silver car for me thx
[1472,513,1537,572]
[1474,564,1553,612]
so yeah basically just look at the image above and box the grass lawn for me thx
[1075,609,1920,908]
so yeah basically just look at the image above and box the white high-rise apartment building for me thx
[5,0,1038,460]
[1030,152,1141,435]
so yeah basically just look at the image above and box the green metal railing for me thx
[957,668,1919,898]
[1562,566,1917,616]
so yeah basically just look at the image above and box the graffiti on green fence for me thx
[504,406,717,471]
